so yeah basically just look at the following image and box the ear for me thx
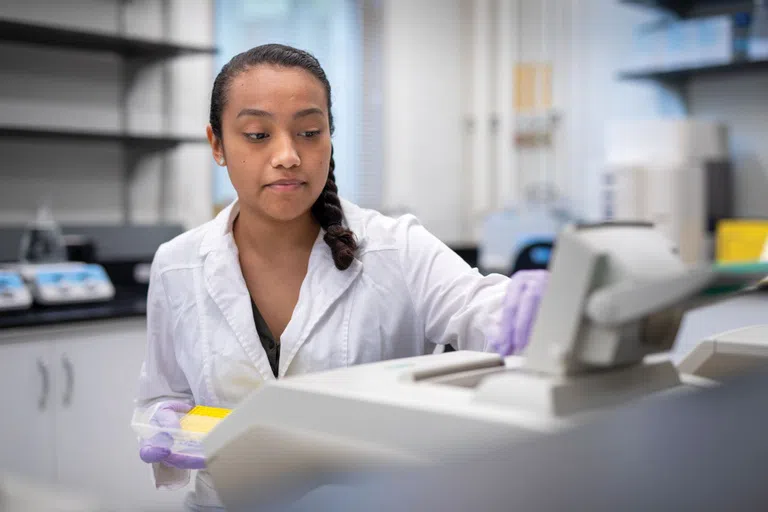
[206,125,226,166]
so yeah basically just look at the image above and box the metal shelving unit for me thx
[0,18,216,58]
[0,4,218,223]
[0,126,207,147]
[618,58,768,82]
[617,0,765,109]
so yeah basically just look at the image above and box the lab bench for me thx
[0,316,188,511]
[0,286,148,330]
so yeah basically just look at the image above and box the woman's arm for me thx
[133,252,196,489]
[396,215,546,353]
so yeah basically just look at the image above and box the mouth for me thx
[265,179,306,191]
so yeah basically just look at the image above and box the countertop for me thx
[0,286,147,330]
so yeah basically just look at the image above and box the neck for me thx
[233,204,320,261]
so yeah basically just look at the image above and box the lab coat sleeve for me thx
[134,252,195,490]
[397,215,510,351]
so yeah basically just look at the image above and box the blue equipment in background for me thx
[479,183,575,276]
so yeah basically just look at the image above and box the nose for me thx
[270,133,301,169]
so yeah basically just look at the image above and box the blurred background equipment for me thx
[603,119,732,265]
[749,0,768,59]
[18,201,69,265]
[0,270,32,312]
[10,203,116,307]
[478,182,574,275]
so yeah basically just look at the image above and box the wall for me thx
[559,0,665,221]
[378,0,665,245]
[380,0,466,244]
[0,0,214,230]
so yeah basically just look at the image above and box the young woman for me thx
[135,43,548,510]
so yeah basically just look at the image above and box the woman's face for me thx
[208,64,331,223]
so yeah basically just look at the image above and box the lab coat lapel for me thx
[280,241,362,375]
[203,235,275,382]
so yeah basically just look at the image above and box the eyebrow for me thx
[236,107,324,119]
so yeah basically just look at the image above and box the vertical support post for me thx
[159,0,172,223]
[470,0,492,238]
[118,0,132,225]
[496,0,518,210]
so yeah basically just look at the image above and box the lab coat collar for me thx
[199,199,240,257]
[199,197,368,257]
[200,197,365,378]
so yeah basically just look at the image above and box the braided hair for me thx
[209,44,357,270]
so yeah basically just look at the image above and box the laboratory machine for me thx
[604,119,732,265]
[678,324,768,381]
[478,183,574,275]
[0,269,33,312]
[267,366,768,512]
[6,202,116,306]
[193,221,768,511]
[15,262,115,306]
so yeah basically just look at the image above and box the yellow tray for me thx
[179,405,231,434]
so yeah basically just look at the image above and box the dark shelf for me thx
[0,19,218,58]
[0,126,208,148]
[620,0,693,16]
[620,0,753,17]
[618,59,768,81]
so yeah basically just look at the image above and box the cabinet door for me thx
[0,336,56,485]
[51,318,188,511]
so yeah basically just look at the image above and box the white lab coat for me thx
[135,198,510,508]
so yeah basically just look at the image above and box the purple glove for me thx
[139,401,206,470]
[490,270,549,356]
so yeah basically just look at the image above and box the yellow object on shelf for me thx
[716,220,768,263]
[179,405,231,434]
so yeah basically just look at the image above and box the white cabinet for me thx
[0,338,56,485]
[0,318,188,511]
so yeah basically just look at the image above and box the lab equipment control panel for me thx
[19,263,115,306]
[0,271,33,311]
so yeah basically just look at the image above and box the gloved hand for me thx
[139,401,206,470]
[490,270,549,356]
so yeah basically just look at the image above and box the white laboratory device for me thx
[0,270,33,311]
[201,222,760,510]
[17,262,115,306]
[678,324,768,381]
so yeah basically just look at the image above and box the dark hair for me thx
[210,43,357,270]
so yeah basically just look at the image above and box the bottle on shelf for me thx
[18,200,68,264]
[748,0,768,59]
[733,11,752,62]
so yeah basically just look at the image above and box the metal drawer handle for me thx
[62,355,74,407]
[37,359,50,411]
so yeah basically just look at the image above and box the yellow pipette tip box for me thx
[179,405,232,434]
[716,219,768,264]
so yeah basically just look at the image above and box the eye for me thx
[244,132,269,141]
[300,130,321,138]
